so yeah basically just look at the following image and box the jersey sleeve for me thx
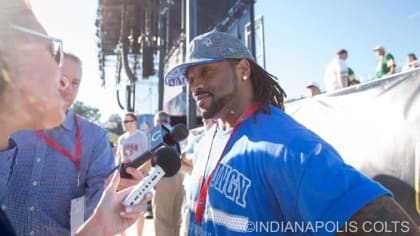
[296,142,391,233]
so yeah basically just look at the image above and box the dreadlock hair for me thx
[248,59,286,112]
[228,59,287,113]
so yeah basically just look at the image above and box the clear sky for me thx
[31,0,420,121]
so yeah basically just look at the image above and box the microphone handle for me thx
[120,151,154,179]
[122,165,165,206]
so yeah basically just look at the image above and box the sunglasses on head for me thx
[9,24,63,68]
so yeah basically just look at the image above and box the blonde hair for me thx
[0,0,32,25]
[0,0,34,96]
[64,52,83,66]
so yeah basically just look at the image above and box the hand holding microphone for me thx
[122,147,181,207]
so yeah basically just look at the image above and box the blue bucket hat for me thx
[164,30,255,86]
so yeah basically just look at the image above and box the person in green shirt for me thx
[373,45,396,78]
[347,67,360,86]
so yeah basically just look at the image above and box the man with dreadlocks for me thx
[164,30,418,235]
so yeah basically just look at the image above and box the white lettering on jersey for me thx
[210,163,251,208]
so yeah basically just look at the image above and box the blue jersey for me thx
[187,106,390,235]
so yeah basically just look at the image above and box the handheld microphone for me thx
[122,147,181,206]
[118,123,188,178]
[148,123,189,149]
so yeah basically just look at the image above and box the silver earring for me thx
[243,76,247,80]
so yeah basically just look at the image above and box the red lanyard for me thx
[34,114,81,171]
[194,102,259,223]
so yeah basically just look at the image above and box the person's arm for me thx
[139,132,151,174]
[115,150,122,166]
[84,130,116,218]
[338,61,348,89]
[115,137,123,165]
[388,65,395,75]
[180,134,199,174]
[180,152,193,174]
[386,55,396,75]
[339,75,347,89]
[272,139,404,235]
[336,195,418,235]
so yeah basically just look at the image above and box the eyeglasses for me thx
[9,24,64,68]
[123,120,135,124]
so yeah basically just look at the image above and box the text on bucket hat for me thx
[164,30,255,86]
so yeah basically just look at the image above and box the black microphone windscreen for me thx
[152,147,181,177]
[170,123,189,143]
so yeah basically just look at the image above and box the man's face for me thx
[407,55,415,63]
[186,60,239,119]
[1,8,65,129]
[340,53,348,60]
[306,86,320,97]
[122,115,137,132]
[59,56,82,109]
[375,49,384,57]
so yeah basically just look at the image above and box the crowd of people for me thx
[1,0,419,236]
[305,46,419,97]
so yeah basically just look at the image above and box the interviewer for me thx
[0,0,150,235]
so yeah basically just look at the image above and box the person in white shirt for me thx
[116,112,148,236]
[402,53,420,72]
[179,118,215,235]
[117,112,148,163]
[324,49,349,92]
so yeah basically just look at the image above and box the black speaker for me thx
[142,46,155,78]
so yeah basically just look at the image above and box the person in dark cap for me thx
[402,53,420,72]
[164,30,418,235]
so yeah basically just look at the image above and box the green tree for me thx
[103,113,123,147]
[107,132,119,147]
[104,113,123,135]
[72,101,101,123]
